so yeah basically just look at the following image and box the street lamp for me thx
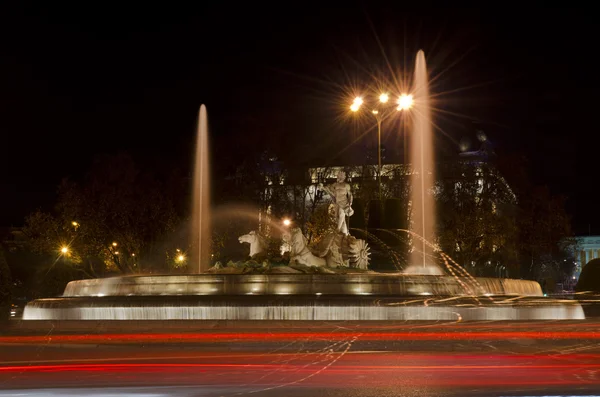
[350,96,362,112]
[350,93,413,199]
[397,94,413,111]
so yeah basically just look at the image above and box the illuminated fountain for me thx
[404,50,443,276]
[191,104,211,273]
[22,55,585,321]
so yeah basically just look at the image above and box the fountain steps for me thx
[23,294,584,321]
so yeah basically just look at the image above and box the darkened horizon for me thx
[1,5,597,233]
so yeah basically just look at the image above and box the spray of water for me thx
[350,228,403,270]
[367,228,479,299]
[192,104,211,273]
[409,50,436,272]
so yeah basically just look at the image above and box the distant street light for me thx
[350,92,413,199]
[350,96,363,112]
[282,218,291,227]
[60,246,69,254]
[176,254,186,263]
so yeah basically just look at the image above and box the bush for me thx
[575,258,600,292]
[0,247,11,323]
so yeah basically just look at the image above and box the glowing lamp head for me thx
[60,246,69,254]
[350,96,363,112]
[112,242,118,247]
[397,94,414,111]
[282,218,291,227]
[176,254,185,263]
[379,93,389,103]
[372,109,379,115]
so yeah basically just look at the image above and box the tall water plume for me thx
[191,104,211,273]
[408,50,438,272]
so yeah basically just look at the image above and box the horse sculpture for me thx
[238,231,267,257]
[239,227,370,270]
[284,227,326,267]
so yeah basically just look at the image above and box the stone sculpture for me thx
[313,232,370,269]
[239,170,371,269]
[238,231,267,257]
[319,171,354,235]
[283,227,370,270]
[284,227,326,267]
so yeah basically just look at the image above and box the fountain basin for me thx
[21,274,585,321]
[23,294,584,321]
[57,274,543,298]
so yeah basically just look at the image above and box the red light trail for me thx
[1,330,599,344]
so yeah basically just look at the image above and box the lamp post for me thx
[350,93,413,199]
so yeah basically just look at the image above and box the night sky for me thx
[1,5,597,234]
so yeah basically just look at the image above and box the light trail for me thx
[2,330,600,344]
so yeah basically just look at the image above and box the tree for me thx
[518,186,576,282]
[576,258,600,292]
[436,159,518,276]
[228,150,336,239]
[497,153,576,282]
[305,203,336,246]
[23,153,179,276]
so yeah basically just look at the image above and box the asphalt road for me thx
[2,320,600,396]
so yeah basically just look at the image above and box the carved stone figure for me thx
[240,226,371,270]
[319,171,354,235]
[238,231,267,257]
[284,227,326,267]
[314,232,371,269]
